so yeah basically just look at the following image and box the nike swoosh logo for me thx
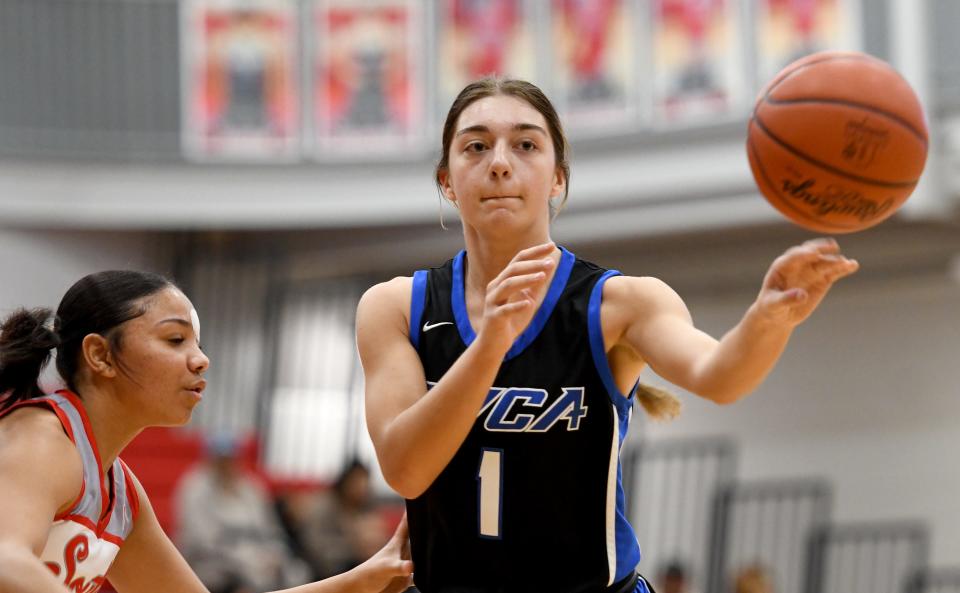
[423,321,454,332]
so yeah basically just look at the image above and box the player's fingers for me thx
[811,254,857,273]
[774,247,849,282]
[787,237,847,261]
[822,259,859,282]
[511,241,556,263]
[806,255,852,275]
[802,237,841,254]
[770,247,821,276]
[389,514,409,541]
[490,258,555,287]
[486,244,555,288]
[494,299,535,316]
[378,565,415,593]
[813,254,847,264]
[489,272,548,303]
[771,287,809,307]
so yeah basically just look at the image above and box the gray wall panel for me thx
[0,0,181,158]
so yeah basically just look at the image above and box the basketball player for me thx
[357,77,858,593]
[0,271,412,593]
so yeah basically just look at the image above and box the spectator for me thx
[733,563,775,593]
[659,560,698,593]
[174,432,311,593]
[297,460,390,579]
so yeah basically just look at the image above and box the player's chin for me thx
[480,205,536,226]
[165,393,202,426]
[478,205,523,222]
[151,412,194,429]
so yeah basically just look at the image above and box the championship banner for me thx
[651,0,745,124]
[436,0,537,119]
[312,0,424,157]
[181,0,300,160]
[551,0,636,129]
[756,0,859,87]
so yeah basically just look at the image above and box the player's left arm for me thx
[608,238,858,404]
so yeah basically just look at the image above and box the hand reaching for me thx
[754,238,859,327]
[352,514,413,593]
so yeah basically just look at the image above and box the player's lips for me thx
[186,380,207,395]
[481,195,521,201]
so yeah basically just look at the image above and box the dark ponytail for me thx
[0,308,60,411]
[0,270,174,412]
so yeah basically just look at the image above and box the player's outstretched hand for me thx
[754,238,859,327]
[353,514,414,593]
[477,242,556,355]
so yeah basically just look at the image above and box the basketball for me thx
[747,50,928,233]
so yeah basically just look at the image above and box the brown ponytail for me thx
[1,270,175,412]
[0,308,59,411]
[635,382,682,422]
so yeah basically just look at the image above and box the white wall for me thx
[0,228,170,314]
[0,227,173,392]
[0,137,803,237]
[638,273,960,567]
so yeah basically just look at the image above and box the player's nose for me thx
[489,141,512,179]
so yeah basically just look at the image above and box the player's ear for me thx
[551,167,566,199]
[438,169,457,207]
[81,334,117,379]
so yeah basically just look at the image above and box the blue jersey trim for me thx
[590,271,642,581]
[587,270,636,418]
[633,574,654,593]
[451,250,471,346]
[409,270,428,350]
[615,409,641,580]
[452,247,576,361]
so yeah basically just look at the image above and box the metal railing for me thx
[908,569,960,593]
[623,436,737,592]
[708,478,832,593]
[809,521,929,593]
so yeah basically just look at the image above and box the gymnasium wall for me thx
[3,225,956,569]
[632,256,960,569]
[0,228,173,310]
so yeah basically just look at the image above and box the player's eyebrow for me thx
[157,318,191,328]
[456,123,548,137]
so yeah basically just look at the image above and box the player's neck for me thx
[73,380,144,471]
[462,229,555,291]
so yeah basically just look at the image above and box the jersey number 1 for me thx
[477,448,503,539]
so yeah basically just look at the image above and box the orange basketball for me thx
[747,50,928,233]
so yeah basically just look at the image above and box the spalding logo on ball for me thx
[747,50,928,234]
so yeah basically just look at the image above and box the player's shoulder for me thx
[357,276,415,337]
[0,404,83,502]
[604,274,678,301]
[0,404,75,455]
[359,276,413,311]
[602,274,689,317]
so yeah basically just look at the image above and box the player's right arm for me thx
[358,243,556,499]
[0,407,83,593]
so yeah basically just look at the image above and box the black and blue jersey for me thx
[405,246,643,593]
